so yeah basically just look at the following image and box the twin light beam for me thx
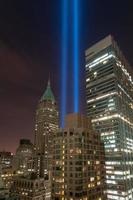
[73,0,79,113]
[61,0,79,127]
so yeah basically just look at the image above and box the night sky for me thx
[0,0,133,152]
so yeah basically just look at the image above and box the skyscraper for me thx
[85,35,133,200]
[34,79,59,178]
[52,113,106,200]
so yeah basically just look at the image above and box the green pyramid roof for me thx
[40,80,55,102]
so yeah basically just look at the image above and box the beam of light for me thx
[73,0,79,113]
[60,0,68,128]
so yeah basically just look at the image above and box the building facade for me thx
[0,152,15,190]
[0,165,9,199]
[52,113,106,200]
[10,174,48,200]
[85,35,133,199]
[13,139,34,175]
[0,152,13,170]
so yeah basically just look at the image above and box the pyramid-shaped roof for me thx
[40,79,55,102]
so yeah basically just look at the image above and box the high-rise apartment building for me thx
[34,79,59,177]
[52,113,106,200]
[85,35,133,200]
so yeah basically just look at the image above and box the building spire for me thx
[48,75,50,87]
[40,76,55,102]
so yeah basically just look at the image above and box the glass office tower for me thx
[85,35,133,200]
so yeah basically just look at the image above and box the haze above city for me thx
[0,0,133,152]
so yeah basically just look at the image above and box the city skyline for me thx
[0,2,133,199]
[0,0,133,152]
